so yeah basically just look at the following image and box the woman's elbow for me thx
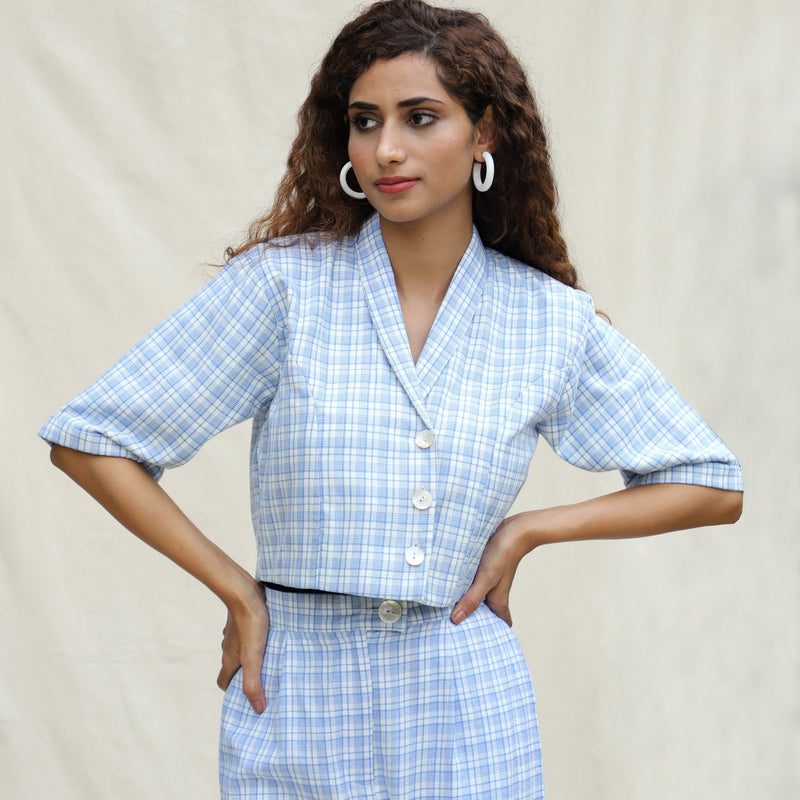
[49,444,89,475]
[49,443,68,470]
[718,489,744,525]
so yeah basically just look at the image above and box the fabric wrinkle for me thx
[219,589,544,799]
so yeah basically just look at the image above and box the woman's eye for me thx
[351,116,378,131]
[410,111,436,126]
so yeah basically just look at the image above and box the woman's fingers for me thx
[451,520,524,626]
[485,586,513,627]
[217,594,270,714]
[450,566,513,626]
[216,661,236,691]
[240,645,268,715]
[450,568,493,624]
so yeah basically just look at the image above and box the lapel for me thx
[355,214,487,424]
[414,229,486,398]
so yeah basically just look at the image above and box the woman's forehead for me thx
[348,52,448,104]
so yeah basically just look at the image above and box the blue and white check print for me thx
[219,587,543,800]
[39,212,743,607]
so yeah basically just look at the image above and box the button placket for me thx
[408,421,434,576]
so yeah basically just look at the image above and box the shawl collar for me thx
[355,213,487,423]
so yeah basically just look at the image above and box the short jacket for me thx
[40,213,743,606]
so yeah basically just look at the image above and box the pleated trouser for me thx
[219,587,544,799]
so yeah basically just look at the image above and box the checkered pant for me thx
[219,588,544,799]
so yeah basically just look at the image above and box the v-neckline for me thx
[355,214,487,419]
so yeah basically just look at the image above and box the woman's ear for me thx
[474,105,496,157]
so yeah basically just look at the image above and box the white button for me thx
[405,545,425,566]
[412,489,433,510]
[378,600,402,623]
[415,430,435,449]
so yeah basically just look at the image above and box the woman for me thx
[40,1,743,797]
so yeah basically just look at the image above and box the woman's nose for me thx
[375,122,406,166]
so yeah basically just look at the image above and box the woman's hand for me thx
[217,582,269,715]
[450,514,530,627]
[449,483,742,627]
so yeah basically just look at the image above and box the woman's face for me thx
[347,52,488,228]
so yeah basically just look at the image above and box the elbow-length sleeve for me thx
[537,305,743,491]
[38,250,287,481]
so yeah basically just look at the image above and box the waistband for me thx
[262,584,452,633]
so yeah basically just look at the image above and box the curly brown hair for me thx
[228,0,580,290]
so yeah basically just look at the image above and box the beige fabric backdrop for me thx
[2,1,797,798]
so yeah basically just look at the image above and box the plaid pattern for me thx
[39,212,742,606]
[219,587,543,799]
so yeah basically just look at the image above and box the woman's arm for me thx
[49,445,269,713]
[450,483,743,626]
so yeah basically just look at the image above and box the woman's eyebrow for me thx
[398,96,445,108]
[347,96,446,111]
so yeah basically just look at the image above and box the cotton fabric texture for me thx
[219,586,542,799]
[39,212,743,607]
[39,213,742,798]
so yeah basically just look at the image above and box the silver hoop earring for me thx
[472,151,495,192]
[339,161,367,200]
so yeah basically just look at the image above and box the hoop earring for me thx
[339,161,367,200]
[472,151,495,192]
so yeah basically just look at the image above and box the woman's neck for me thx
[379,207,474,307]
[378,204,474,363]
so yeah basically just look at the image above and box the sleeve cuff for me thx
[622,460,744,492]
[38,420,165,482]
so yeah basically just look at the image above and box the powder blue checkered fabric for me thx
[39,212,743,606]
[219,587,543,799]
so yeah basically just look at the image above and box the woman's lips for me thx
[374,176,419,194]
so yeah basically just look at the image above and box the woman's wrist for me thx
[213,562,262,613]
[504,502,587,554]
[503,509,551,557]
